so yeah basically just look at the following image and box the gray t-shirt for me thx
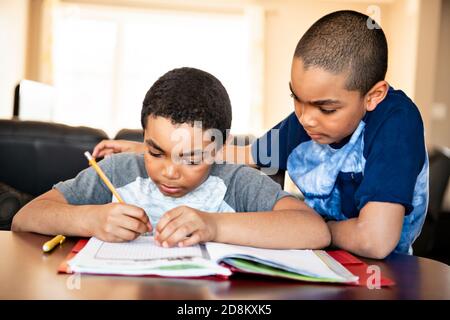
[54,153,291,225]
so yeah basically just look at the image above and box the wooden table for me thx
[1,231,449,299]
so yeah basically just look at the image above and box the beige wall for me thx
[414,0,442,144]
[431,0,450,148]
[0,0,29,118]
[383,0,420,99]
[432,0,450,210]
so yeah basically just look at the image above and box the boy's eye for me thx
[148,150,162,158]
[188,159,202,166]
[290,93,298,101]
[319,108,336,114]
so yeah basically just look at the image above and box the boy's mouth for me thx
[158,183,184,195]
[306,131,324,140]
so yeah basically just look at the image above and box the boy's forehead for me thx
[144,116,211,151]
[145,116,199,132]
[290,58,350,101]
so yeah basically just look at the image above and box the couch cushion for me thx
[0,119,108,196]
[0,181,33,230]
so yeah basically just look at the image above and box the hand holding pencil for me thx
[83,151,152,242]
[42,152,152,251]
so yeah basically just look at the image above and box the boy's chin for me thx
[310,135,331,144]
[308,133,345,145]
[159,190,188,198]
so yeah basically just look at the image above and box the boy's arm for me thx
[12,189,93,236]
[11,189,151,242]
[92,139,147,158]
[329,105,425,260]
[154,196,331,249]
[213,196,331,249]
[327,201,404,259]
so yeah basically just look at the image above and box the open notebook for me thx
[65,235,358,284]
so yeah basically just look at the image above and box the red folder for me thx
[58,238,89,274]
[327,250,395,286]
[58,239,395,286]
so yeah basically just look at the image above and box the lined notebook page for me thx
[90,236,203,261]
[67,236,232,277]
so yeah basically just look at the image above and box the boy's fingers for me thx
[156,207,184,233]
[106,225,140,242]
[157,215,188,244]
[97,149,115,158]
[115,227,140,242]
[179,232,202,247]
[117,204,150,224]
[162,222,198,247]
[92,140,112,157]
[93,140,124,158]
[118,215,150,234]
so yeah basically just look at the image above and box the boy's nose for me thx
[299,108,317,129]
[162,163,180,180]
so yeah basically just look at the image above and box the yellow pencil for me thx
[84,151,152,235]
[84,151,124,203]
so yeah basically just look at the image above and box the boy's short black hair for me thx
[294,10,388,95]
[141,67,232,144]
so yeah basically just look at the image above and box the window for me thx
[52,3,264,137]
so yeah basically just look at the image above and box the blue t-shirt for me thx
[252,87,429,254]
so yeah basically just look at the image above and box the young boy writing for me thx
[94,11,428,259]
[12,67,331,249]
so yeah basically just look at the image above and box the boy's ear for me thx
[142,129,147,142]
[365,81,389,112]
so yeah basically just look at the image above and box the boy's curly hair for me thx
[141,67,232,144]
[294,10,388,95]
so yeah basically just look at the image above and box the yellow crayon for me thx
[42,235,66,252]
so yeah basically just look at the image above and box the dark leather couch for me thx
[0,119,108,229]
[412,148,450,264]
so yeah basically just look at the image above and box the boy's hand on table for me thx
[90,203,152,242]
[92,139,146,158]
[154,206,217,248]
